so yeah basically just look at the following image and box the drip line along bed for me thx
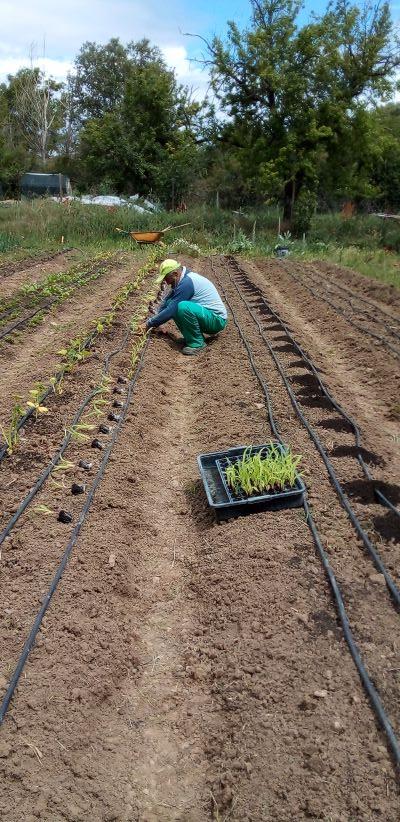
[0,256,117,344]
[0,250,163,729]
[276,258,400,358]
[211,254,400,767]
[0,248,76,278]
[0,251,400,820]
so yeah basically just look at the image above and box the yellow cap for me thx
[158,259,180,280]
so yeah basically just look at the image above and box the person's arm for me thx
[147,277,194,329]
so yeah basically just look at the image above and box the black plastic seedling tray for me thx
[197,443,306,520]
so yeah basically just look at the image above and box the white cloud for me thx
[162,45,211,100]
[0,56,74,81]
[0,0,211,96]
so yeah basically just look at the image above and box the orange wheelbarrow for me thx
[115,222,191,244]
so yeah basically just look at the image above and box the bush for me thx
[292,189,317,236]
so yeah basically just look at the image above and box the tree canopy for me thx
[205,0,400,225]
[0,4,399,220]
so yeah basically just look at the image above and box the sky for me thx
[0,0,399,99]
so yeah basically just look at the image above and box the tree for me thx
[6,67,63,163]
[77,40,201,200]
[71,38,133,122]
[204,0,400,227]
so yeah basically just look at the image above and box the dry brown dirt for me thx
[0,250,81,299]
[0,254,399,820]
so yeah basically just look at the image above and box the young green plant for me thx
[225,444,302,496]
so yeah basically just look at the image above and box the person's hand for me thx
[135,321,149,336]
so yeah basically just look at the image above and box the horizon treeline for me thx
[1,0,400,230]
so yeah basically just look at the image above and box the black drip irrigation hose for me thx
[0,323,133,545]
[0,260,159,541]
[306,262,400,340]
[0,328,97,464]
[302,261,400,343]
[0,260,155,464]
[0,301,54,340]
[220,258,400,607]
[0,259,114,341]
[0,307,19,324]
[0,337,150,725]
[230,258,399,520]
[210,256,400,770]
[278,260,400,358]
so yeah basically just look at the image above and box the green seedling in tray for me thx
[225,444,302,497]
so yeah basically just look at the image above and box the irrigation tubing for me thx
[0,307,19,324]
[0,301,54,340]
[0,257,154,463]
[279,260,400,358]
[210,256,400,770]
[0,259,113,341]
[0,337,149,726]
[0,306,145,544]
[305,262,400,341]
[298,261,400,343]
[221,258,400,606]
[0,329,97,463]
[231,258,399,520]
[307,261,400,324]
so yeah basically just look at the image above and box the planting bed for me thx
[0,251,147,430]
[0,254,399,820]
[0,249,79,296]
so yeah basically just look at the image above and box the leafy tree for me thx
[0,82,30,194]
[205,0,400,228]
[77,40,201,200]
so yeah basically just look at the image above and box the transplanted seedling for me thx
[69,421,95,443]
[26,388,49,417]
[225,444,302,497]
[0,397,24,454]
[31,504,54,516]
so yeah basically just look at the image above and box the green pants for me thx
[173,301,227,349]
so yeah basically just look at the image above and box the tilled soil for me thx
[0,255,399,820]
[0,252,142,429]
[0,250,81,299]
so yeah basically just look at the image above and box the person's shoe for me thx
[182,346,205,355]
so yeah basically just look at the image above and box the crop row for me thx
[0,251,125,341]
[0,247,161,459]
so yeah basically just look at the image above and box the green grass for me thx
[295,242,400,288]
[0,199,399,289]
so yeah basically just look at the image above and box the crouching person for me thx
[143,259,228,355]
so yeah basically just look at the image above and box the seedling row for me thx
[0,248,161,461]
[0,252,126,346]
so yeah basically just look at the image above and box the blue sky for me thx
[0,0,399,98]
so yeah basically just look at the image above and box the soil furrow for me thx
[0,254,140,429]
[0,250,79,298]
[212,255,400,746]
[0,254,399,820]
